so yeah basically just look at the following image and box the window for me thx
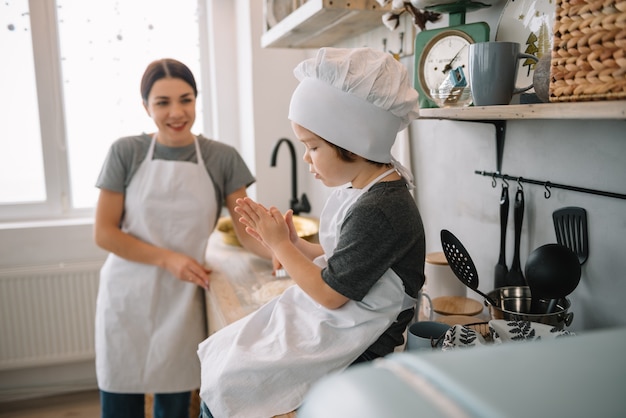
[1,0,208,221]
[1,0,45,205]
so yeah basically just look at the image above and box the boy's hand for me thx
[234,197,289,249]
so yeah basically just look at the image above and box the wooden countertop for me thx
[203,232,278,334]
[203,232,297,417]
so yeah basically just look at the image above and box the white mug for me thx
[468,41,538,106]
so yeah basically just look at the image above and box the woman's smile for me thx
[144,77,197,146]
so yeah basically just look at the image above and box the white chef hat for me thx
[288,47,419,164]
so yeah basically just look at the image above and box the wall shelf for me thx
[418,101,626,121]
[418,100,626,174]
[261,0,390,49]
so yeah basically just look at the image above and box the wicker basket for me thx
[549,0,626,102]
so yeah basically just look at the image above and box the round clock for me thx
[418,30,473,102]
[413,22,490,108]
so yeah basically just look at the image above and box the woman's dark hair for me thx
[140,58,197,103]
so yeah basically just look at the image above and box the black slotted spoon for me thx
[440,229,498,306]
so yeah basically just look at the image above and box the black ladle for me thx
[494,184,509,288]
[524,243,581,314]
[440,229,498,306]
[505,187,526,286]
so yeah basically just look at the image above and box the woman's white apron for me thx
[198,169,417,417]
[96,137,217,393]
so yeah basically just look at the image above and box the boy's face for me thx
[292,122,359,188]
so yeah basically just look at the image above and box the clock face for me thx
[418,31,474,100]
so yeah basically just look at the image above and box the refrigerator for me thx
[298,327,626,418]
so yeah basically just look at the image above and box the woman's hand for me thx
[162,250,211,289]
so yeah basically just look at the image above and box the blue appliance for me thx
[298,327,626,418]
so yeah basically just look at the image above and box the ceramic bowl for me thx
[216,216,319,246]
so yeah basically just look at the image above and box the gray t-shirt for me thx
[322,179,426,356]
[96,133,255,215]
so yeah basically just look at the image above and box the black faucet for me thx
[270,138,311,215]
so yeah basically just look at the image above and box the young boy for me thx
[198,47,425,418]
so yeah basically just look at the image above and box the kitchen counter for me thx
[203,232,297,418]
[203,232,285,334]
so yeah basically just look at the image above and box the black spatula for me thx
[553,207,589,265]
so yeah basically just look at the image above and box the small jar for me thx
[424,251,467,300]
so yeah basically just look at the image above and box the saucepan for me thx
[486,286,574,330]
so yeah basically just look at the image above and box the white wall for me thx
[411,118,626,332]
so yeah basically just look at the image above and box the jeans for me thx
[199,401,214,418]
[100,390,191,418]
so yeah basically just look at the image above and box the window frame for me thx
[1,0,72,221]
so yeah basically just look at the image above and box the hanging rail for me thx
[475,170,626,201]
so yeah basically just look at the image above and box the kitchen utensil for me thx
[486,286,574,329]
[440,229,497,306]
[505,187,526,286]
[553,206,589,265]
[524,243,581,314]
[494,184,509,288]
[431,296,483,316]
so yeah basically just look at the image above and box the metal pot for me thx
[486,286,574,329]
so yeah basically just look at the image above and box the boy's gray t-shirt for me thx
[321,179,426,356]
[322,180,426,300]
[96,133,255,212]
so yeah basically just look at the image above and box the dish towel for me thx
[442,320,575,350]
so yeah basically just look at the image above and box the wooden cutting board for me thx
[436,314,483,327]
[432,296,483,316]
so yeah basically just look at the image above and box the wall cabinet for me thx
[261,0,390,48]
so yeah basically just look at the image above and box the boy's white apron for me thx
[198,169,416,417]
[96,137,216,393]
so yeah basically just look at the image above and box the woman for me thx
[94,58,269,418]
[198,47,426,418]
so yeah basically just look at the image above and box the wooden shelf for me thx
[418,101,626,120]
[261,0,390,48]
